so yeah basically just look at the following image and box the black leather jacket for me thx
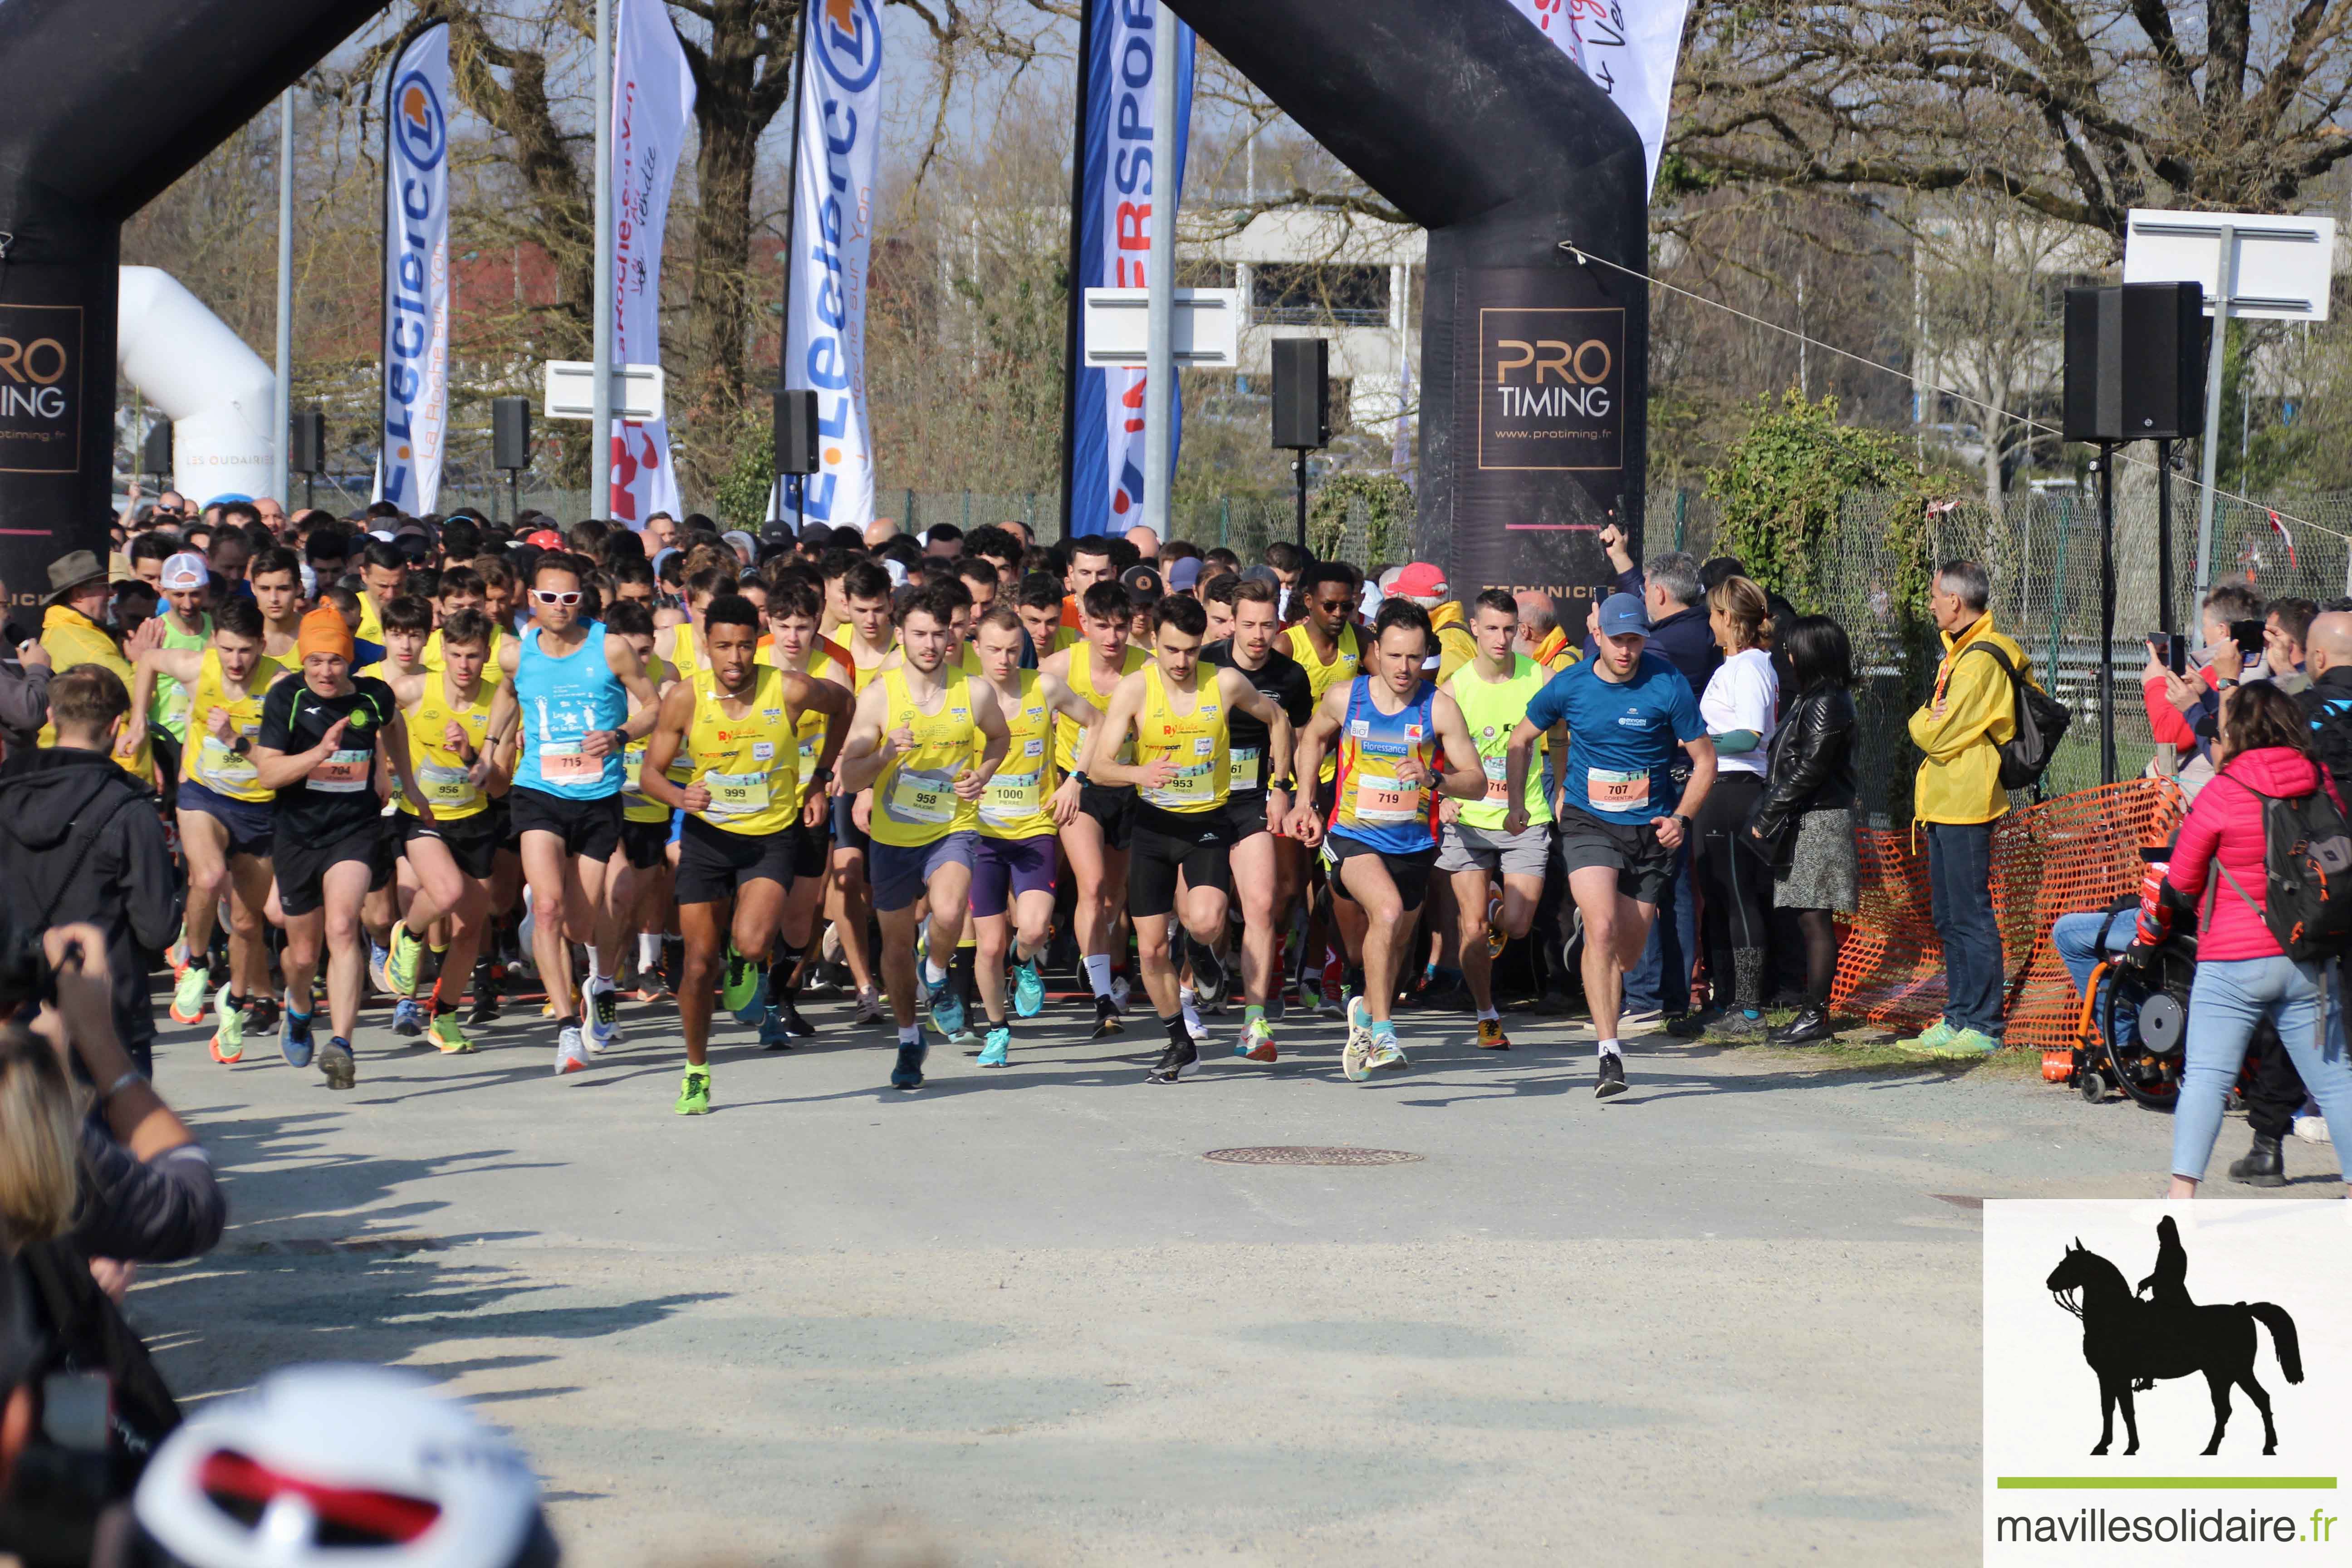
[1752,684,1858,840]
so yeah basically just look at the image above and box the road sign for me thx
[1082,288,1242,368]
[2122,209,2336,323]
[542,361,666,421]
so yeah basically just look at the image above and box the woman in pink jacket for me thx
[2136,682,2352,1196]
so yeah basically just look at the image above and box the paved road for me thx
[130,989,2343,1566]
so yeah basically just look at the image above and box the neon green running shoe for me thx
[676,1067,711,1115]
[1898,1019,1955,1055]
[209,982,245,1064]
[429,1012,477,1054]
[720,948,762,1018]
[387,924,422,996]
[171,963,210,1025]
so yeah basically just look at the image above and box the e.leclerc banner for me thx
[607,0,694,528]
[1508,0,1691,194]
[1068,0,1193,536]
[376,21,451,514]
[783,0,883,531]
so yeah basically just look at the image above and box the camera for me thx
[2146,631,2188,675]
[2230,618,2268,657]
[0,908,53,1018]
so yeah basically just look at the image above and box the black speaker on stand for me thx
[141,421,171,490]
[774,388,821,534]
[491,397,531,525]
[1270,338,1330,554]
[288,408,325,512]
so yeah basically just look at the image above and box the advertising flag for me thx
[782,0,884,531]
[1507,0,1690,195]
[376,21,451,513]
[606,0,694,527]
[1068,0,1193,537]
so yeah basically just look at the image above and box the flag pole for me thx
[1056,0,1096,543]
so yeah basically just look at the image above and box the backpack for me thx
[2214,774,2352,963]
[1964,642,2071,790]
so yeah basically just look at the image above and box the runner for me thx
[423,566,506,685]
[1015,573,1074,659]
[147,552,213,804]
[1288,599,1486,1081]
[123,597,286,1060]
[485,552,662,1075]
[378,608,507,1055]
[1061,536,1121,633]
[831,557,902,1024]
[759,576,856,1036]
[605,601,679,1003]
[639,594,850,1114]
[968,603,1101,1068]
[356,595,433,996]
[1439,589,1556,1051]
[1039,578,1147,1036]
[250,607,416,1089]
[1201,573,1314,1062]
[247,546,307,662]
[1088,593,1297,1082]
[837,582,1013,1090]
[1283,561,1364,1014]
[1503,592,1716,1098]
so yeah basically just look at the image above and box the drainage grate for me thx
[237,1236,448,1256]
[1205,1147,1425,1166]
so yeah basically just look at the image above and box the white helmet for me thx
[132,1365,557,1568]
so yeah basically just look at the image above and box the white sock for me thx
[638,933,661,970]
[921,956,949,987]
[1085,954,1112,999]
[1477,1006,1499,1022]
[1179,983,1196,1007]
[898,1023,922,1046]
[587,949,607,991]
[1182,997,1203,1033]
[1598,1037,1622,1061]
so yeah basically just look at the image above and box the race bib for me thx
[1350,769,1422,825]
[981,767,1043,826]
[1482,754,1510,802]
[1230,745,1261,787]
[538,741,600,783]
[1587,767,1650,814]
[308,748,371,793]
[887,766,957,826]
[416,761,478,808]
[197,735,258,790]
[1143,760,1215,811]
[701,767,770,819]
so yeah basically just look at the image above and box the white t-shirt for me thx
[1700,647,1778,777]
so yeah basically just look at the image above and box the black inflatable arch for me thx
[1168,0,1648,603]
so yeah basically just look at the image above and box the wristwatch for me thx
[1671,812,1692,832]
[1069,770,1089,788]
[808,764,834,786]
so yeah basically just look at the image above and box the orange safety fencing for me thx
[1828,779,2187,1052]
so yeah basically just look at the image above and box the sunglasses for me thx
[530,589,582,607]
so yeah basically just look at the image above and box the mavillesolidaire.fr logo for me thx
[1984,1200,2352,1563]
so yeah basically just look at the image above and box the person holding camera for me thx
[0,668,180,1078]
[2146,583,2268,789]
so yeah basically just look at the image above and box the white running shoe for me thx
[554,1024,590,1075]
[586,985,621,1054]
[1183,1003,1211,1044]
[853,988,886,1025]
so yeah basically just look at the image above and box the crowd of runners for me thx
[73,500,1735,1115]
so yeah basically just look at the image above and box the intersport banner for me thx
[1508,0,1690,195]
[782,0,882,531]
[606,0,693,527]
[1068,0,1192,536]
[376,21,450,514]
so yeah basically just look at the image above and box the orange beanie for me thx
[297,606,356,663]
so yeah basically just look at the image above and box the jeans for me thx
[2052,909,2137,1049]
[1926,820,2003,1037]
[2171,954,2352,1181]
[1621,841,1695,1013]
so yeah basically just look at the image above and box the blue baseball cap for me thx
[1596,592,1650,637]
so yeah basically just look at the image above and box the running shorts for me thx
[177,779,274,860]
[675,814,796,905]
[400,809,502,881]
[1437,820,1552,879]
[788,819,832,881]
[275,821,391,918]
[1078,780,1136,852]
[620,818,671,872]
[1323,830,1438,911]
[508,787,622,863]
[1553,804,1676,906]
[1129,804,1233,920]
[971,833,1055,919]
[1220,788,1277,845]
[868,830,977,913]
[830,786,870,855]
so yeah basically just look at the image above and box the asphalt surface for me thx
[129,983,2345,1566]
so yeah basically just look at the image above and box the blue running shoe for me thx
[758,1006,797,1050]
[891,1038,928,1089]
[318,1035,357,1090]
[977,1026,1010,1068]
[926,975,966,1040]
[367,941,391,997]
[1012,959,1045,1019]
[281,1007,316,1069]
[391,998,425,1038]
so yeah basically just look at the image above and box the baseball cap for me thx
[1167,557,1202,591]
[1392,561,1448,598]
[1240,564,1282,588]
[524,528,566,551]
[367,528,398,544]
[1596,591,1651,637]
[159,551,210,592]
[1121,564,1163,603]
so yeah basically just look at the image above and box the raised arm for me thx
[835,679,898,794]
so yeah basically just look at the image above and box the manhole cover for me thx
[1204,1147,1425,1166]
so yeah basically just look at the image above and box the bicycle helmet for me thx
[131,1365,557,1568]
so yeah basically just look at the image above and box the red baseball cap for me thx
[524,528,566,551]
[1391,561,1449,598]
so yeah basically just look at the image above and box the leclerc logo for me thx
[392,71,446,172]
[815,0,882,93]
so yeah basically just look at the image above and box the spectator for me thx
[253,495,287,535]
[0,573,51,762]
[1748,614,1860,1044]
[643,510,678,555]
[1902,559,2028,1060]
[1261,540,1304,617]
[1515,590,1576,671]
[862,515,902,550]
[1122,523,1161,563]
[2146,582,2263,785]
[39,549,163,780]
[1671,576,1778,1037]
[0,669,179,1075]
[1388,562,1476,683]
[2264,596,2317,694]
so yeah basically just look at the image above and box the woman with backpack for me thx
[2129,682,2352,1196]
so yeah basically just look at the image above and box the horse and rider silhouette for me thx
[2045,1217,2303,1457]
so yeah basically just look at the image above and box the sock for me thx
[430,938,449,956]
[1372,1018,1398,1042]
[898,1023,922,1046]
[1478,1006,1499,1022]
[638,933,662,971]
[1244,1003,1265,1030]
[1162,1011,1190,1050]
[226,991,248,1014]
[1085,954,1112,999]
[433,997,458,1019]
[1013,936,1038,965]
[1598,1037,1622,1061]
[1181,994,1203,1035]
[769,942,803,1004]
[921,956,949,988]
[587,949,609,993]
[1179,983,1196,1008]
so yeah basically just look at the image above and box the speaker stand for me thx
[1290,450,1308,554]
[2097,440,2118,787]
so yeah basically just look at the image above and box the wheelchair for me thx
[2068,930,2267,1111]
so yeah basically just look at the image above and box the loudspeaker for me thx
[288,409,325,475]
[491,396,531,472]
[774,388,821,475]
[2063,282,2206,442]
[1270,337,1330,449]
[141,420,170,478]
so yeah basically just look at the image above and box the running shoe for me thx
[1485,896,1509,959]
[1896,1019,1955,1055]
[1367,1032,1409,1071]
[1318,984,1348,1021]
[391,998,425,1038]
[209,985,246,1064]
[1927,1027,1999,1060]
[926,974,967,1041]
[891,1039,928,1090]
[467,960,502,1028]
[722,951,764,1024]
[1147,1038,1197,1083]
[386,925,422,997]
[1476,1018,1512,1051]
[554,1024,589,1075]
[1299,980,1324,1015]
[771,995,816,1037]
[1596,1051,1628,1099]
[1012,959,1046,1019]
[318,1035,356,1091]
[1090,995,1126,1039]
[170,963,210,1025]
[676,1068,711,1115]
[853,987,887,1026]
[1239,1017,1278,1063]
[1619,1005,1666,1029]
[429,1013,476,1054]
[367,941,391,997]
[977,1026,1010,1068]
[588,986,622,1053]
[1342,996,1375,1082]
[280,1006,315,1070]
[1187,940,1226,1009]
[951,1026,983,1054]
[246,995,280,1039]
[759,1007,797,1050]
